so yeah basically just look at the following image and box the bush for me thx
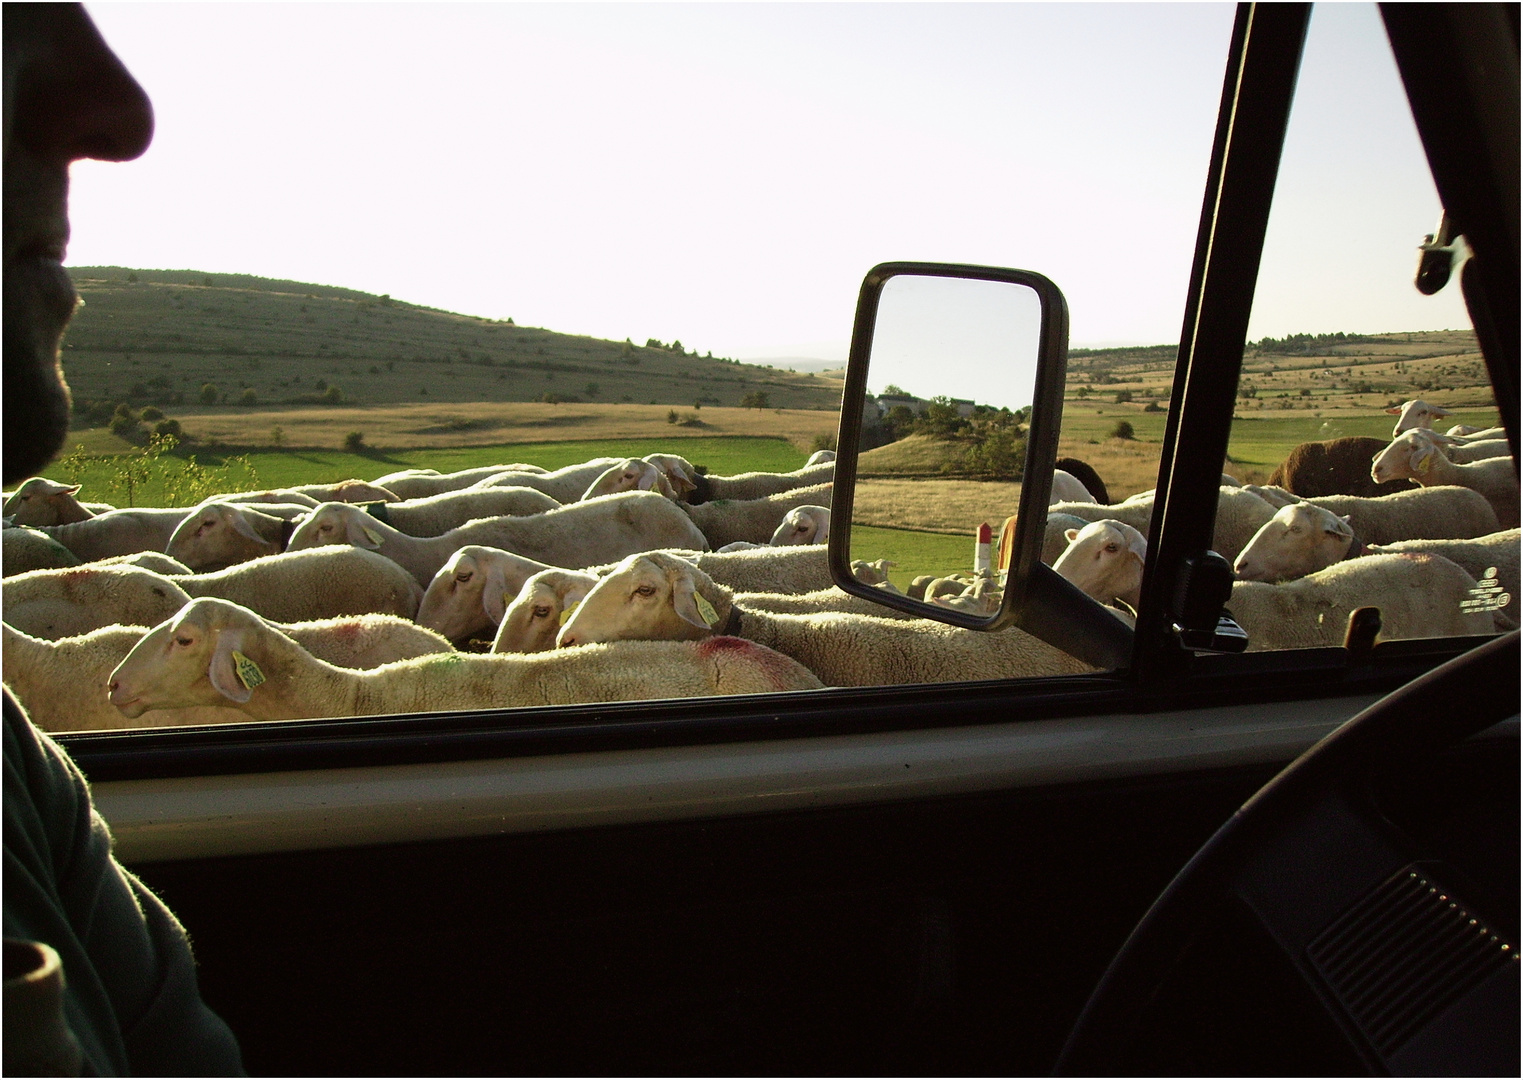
[152,418,183,440]
[139,406,165,422]
[199,383,219,405]
[238,388,258,406]
[1109,420,1136,440]
[740,391,771,410]
[343,431,366,452]
[322,386,343,404]
[667,409,679,425]
[1114,389,1133,404]
[1142,400,1162,413]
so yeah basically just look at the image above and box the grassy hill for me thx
[60,267,843,414]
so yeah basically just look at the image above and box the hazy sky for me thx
[70,2,1469,361]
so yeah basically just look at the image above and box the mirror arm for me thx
[1016,564,1134,671]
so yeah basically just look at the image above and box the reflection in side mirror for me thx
[829,263,1068,632]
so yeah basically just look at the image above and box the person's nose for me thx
[9,4,154,164]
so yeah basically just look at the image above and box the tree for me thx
[882,383,909,396]
[1109,419,1135,440]
[585,382,600,398]
[1114,389,1133,404]
[199,382,219,405]
[740,391,770,410]
[239,388,258,406]
[343,431,366,452]
[270,425,285,448]
[140,406,165,421]
[322,386,343,404]
[667,409,680,425]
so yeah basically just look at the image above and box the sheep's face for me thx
[642,455,699,498]
[418,552,492,644]
[581,460,674,502]
[1387,399,1450,437]
[770,506,830,546]
[110,601,254,716]
[557,554,722,648]
[494,570,596,653]
[1370,431,1434,485]
[167,503,271,570]
[1233,504,1351,583]
[1052,520,1146,607]
[2,477,84,526]
[288,504,382,551]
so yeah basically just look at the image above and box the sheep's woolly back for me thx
[378,486,560,537]
[94,551,194,575]
[375,463,559,500]
[1228,552,1498,651]
[1267,437,1414,499]
[181,546,425,622]
[1366,529,1520,625]
[3,565,193,639]
[689,461,835,505]
[1309,486,1502,544]
[465,459,627,502]
[735,587,919,620]
[690,546,833,595]
[40,507,188,562]
[681,483,834,549]
[3,527,82,577]
[281,614,454,668]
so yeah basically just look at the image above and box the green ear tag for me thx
[362,526,384,546]
[558,600,581,626]
[231,651,265,690]
[695,594,720,628]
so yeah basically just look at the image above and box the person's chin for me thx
[2,264,75,485]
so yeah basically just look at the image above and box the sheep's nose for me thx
[558,633,577,647]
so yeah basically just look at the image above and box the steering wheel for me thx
[1055,631,1520,1076]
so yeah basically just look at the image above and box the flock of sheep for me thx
[0,395,1515,732]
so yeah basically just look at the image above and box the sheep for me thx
[1241,484,1300,508]
[1405,429,1511,464]
[556,552,1093,686]
[1445,425,1506,440]
[1387,398,1451,436]
[465,459,629,503]
[579,459,679,501]
[38,507,194,562]
[288,491,709,586]
[415,546,558,644]
[1267,437,1414,499]
[371,464,551,500]
[4,547,425,639]
[1052,519,1147,609]
[363,486,560,537]
[1050,469,1098,505]
[1038,487,1272,563]
[208,489,322,509]
[1227,553,1503,650]
[851,558,895,585]
[1370,431,1519,529]
[1365,530,1520,624]
[804,450,837,467]
[491,569,602,653]
[686,461,836,505]
[165,501,312,570]
[1053,458,1112,504]
[106,597,823,722]
[670,546,832,596]
[1042,513,1093,565]
[93,551,194,575]
[3,527,84,577]
[286,480,400,503]
[4,614,454,733]
[2,477,113,526]
[731,586,920,620]
[1308,485,1503,543]
[770,505,830,546]
[680,483,833,549]
[1220,473,1241,487]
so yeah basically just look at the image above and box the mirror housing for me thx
[828,262,1133,669]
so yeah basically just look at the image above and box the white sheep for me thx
[2,527,82,577]
[1228,552,1504,650]
[4,547,425,639]
[1444,425,1506,441]
[364,486,559,537]
[732,586,919,620]
[1405,429,1511,464]
[851,558,895,586]
[465,459,628,502]
[680,483,833,549]
[666,546,832,596]
[491,569,602,653]
[39,507,193,562]
[1039,487,1273,564]
[1307,485,1502,543]
[371,464,551,500]
[579,459,678,502]
[804,450,837,466]
[1240,484,1301,508]
[1365,530,1520,625]
[415,546,558,644]
[287,479,400,503]
[1050,469,1098,504]
[93,551,194,575]
[4,614,453,733]
[1370,431,1518,529]
[106,597,823,722]
[1387,398,1452,436]
[1234,502,1360,583]
[770,505,830,546]
[2,477,113,525]
[556,551,1094,686]
[1052,519,1147,609]
[686,461,836,505]
[165,500,314,570]
[288,491,709,586]
[640,454,702,499]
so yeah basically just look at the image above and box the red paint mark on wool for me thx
[329,620,363,641]
[697,635,800,690]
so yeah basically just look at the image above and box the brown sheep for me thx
[1267,437,1415,499]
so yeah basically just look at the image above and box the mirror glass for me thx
[848,274,1046,618]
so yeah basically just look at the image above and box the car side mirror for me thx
[828,262,1133,669]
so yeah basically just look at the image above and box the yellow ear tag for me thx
[362,526,384,546]
[695,594,720,628]
[558,600,581,626]
[231,651,265,690]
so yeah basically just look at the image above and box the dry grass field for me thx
[853,479,1022,534]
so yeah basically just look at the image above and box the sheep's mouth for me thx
[108,687,149,718]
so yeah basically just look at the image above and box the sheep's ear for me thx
[207,628,255,703]
[1326,514,1353,539]
[1412,443,1436,474]
[343,513,383,549]
[1433,405,1452,416]
[481,563,511,624]
[636,469,657,491]
[1386,406,1402,415]
[1064,528,1080,543]
[222,506,266,543]
[670,573,716,631]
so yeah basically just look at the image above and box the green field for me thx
[850,525,983,592]
[49,436,809,508]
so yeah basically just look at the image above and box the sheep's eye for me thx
[532,605,552,619]
[455,571,473,583]
[1289,525,1303,534]
[634,584,657,597]
[319,523,333,533]
[1104,543,1119,553]
[174,636,193,647]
